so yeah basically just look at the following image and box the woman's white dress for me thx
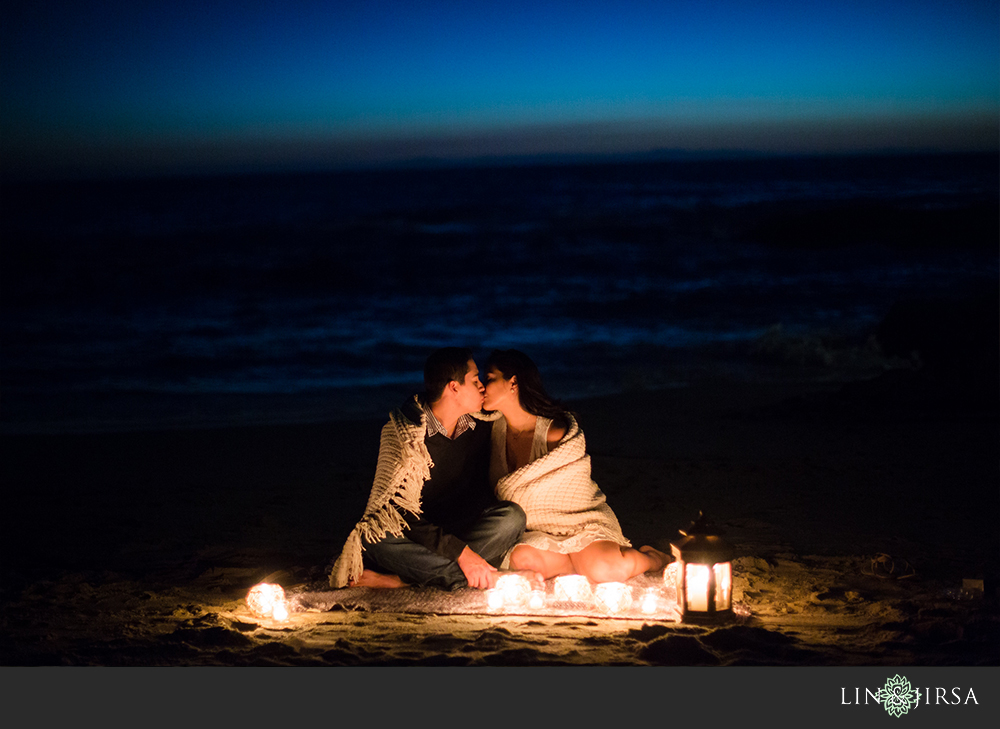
[490,415,630,565]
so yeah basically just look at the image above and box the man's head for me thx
[424,347,484,412]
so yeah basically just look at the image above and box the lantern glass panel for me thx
[714,562,732,609]
[685,563,711,612]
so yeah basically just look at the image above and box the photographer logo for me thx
[841,674,978,717]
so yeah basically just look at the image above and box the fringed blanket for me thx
[493,414,630,568]
[328,397,500,588]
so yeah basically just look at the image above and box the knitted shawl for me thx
[493,413,629,551]
[329,396,500,588]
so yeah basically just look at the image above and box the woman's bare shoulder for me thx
[546,414,569,445]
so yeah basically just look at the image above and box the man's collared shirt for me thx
[422,401,477,440]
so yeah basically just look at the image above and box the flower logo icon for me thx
[880,674,918,717]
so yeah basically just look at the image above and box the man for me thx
[329,347,526,590]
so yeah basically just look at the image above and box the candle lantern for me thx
[668,512,735,622]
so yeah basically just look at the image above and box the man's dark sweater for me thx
[398,399,495,561]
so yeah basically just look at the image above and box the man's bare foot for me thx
[488,569,546,590]
[639,545,671,573]
[349,569,407,588]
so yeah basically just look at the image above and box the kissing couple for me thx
[329,347,669,592]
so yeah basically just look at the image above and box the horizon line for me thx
[4,147,998,185]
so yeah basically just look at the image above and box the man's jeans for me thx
[361,501,526,590]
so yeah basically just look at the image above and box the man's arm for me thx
[402,516,467,561]
[456,545,496,589]
[403,516,497,589]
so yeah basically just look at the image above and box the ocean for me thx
[2,153,997,433]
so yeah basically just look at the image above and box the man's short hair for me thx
[424,347,474,402]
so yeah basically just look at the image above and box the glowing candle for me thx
[486,588,504,611]
[554,574,593,603]
[640,588,659,614]
[271,601,289,621]
[528,589,546,610]
[686,564,710,612]
[594,582,632,613]
[495,573,531,606]
[246,583,288,620]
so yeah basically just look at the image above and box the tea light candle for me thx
[486,588,504,611]
[640,588,659,614]
[528,589,546,610]
[495,573,531,606]
[554,574,593,602]
[594,582,632,613]
[271,600,289,621]
[246,583,288,621]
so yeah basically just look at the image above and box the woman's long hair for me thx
[486,349,570,421]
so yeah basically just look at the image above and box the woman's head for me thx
[484,349,566,419]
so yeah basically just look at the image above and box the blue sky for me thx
[2,0,998,177]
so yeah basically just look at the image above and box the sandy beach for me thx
[2,366,997,667]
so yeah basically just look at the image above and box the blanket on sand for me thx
[292,573,679,621]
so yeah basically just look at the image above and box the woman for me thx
[483,349,669,583]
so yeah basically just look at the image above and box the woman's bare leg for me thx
[569,541,671,583]
[509,544,575,580]
[638,545,671,573]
